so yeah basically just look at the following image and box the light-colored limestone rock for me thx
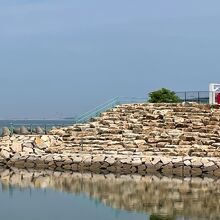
[131,158,142,166]
[72,156,82,163]
[1,149,11,159]
[23,147,33,154]
[105,157,116,165]
[191,158,203,168]
[93,155,105,163]
[34,136,43,145]
[34,148,45,155]
[22,142,33,149]
[11,142,22,153]
[41,135,49,142]
[120,157,132,164]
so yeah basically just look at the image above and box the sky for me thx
[1,0,220,119]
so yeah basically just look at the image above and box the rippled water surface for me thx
[0,168,220,220]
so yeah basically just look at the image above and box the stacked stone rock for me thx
[0,168,220,219]
[50,102,220,157]
[1,103,220,176]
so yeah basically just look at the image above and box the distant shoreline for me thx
[0,118,74,121]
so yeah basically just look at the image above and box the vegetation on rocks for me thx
[148,88,181,103]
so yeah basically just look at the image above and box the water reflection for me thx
[0,167,220,220]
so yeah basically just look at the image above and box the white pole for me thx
[209,84,214,104]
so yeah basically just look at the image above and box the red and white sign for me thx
[209,83,220,104]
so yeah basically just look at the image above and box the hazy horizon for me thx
[1,0,220,118]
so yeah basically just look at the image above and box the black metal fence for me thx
[175,91,211,103]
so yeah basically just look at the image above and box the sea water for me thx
[0,169,218,220]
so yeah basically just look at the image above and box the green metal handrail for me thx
[74,96,147,124]
[75,97,120,122]
[75,97,120,123]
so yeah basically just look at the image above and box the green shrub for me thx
[148,88,181,103]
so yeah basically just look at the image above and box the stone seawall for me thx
[1,102,220,177]
[0,135,220,177]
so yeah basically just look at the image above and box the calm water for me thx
[0,168,219,220]
[0,188,145,220]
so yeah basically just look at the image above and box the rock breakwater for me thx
[1,102,220,176]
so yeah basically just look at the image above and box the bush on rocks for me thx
[148,88,181,103]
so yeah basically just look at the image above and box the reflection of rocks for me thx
[0,168,220,220]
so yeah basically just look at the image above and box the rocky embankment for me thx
[0,168,220,219]
[1,103,220,176]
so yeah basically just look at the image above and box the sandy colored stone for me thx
[191,158,203,168]
[34,148,45,155]
[72,156,82,163]
[10,142,22,153]
[131,158,142,166]
[105,157,116,165]
[23,147,33,154]
[184,160,191,166]
[0,150,10,159]
[34,136,43,145]
[22,142,33,149]
[143,157,152,167]
[160,157,171,165]
[36,143,47,150]
[151,157,161,165]
[120,157,132,164]
[93,155,106,163]
[41,135,50,142]
[162,162,173,169]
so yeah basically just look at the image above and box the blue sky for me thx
[1,0,220,118]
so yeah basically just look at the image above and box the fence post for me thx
[10,123,13,136]
[184,92,187,102]
[198,91,200,103]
